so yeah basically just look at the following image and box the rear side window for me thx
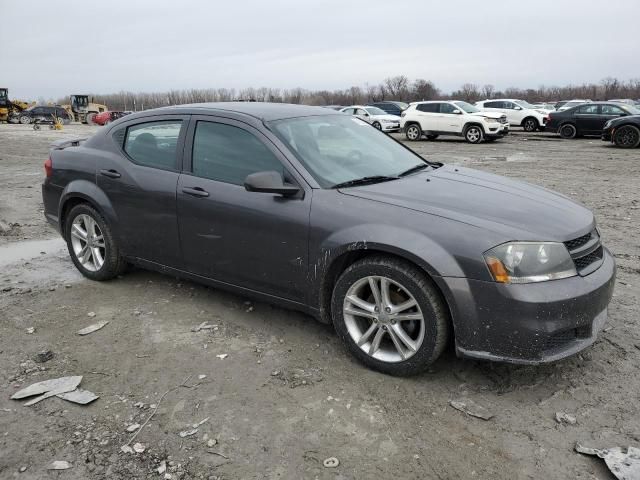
[192,122,284,186]
[484,101,503,108]
[416,103,438,113]
[124,120,183,170]
[577,105,599,114]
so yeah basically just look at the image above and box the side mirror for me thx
[244,171,300,197]
[452,109,461,114]
[514,106,522,110]
[362,113,370,117]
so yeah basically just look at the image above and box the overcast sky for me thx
[2,0,638,100]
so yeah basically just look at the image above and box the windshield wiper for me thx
[331,175,399,189]
[398,163,429,177]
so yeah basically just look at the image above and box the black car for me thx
[11,105,71,125]
[547,102,640,139]
[367,101,408,117]
[602,114,640,148]
[42,103,615,375]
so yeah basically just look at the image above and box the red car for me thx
[91,110,132,126]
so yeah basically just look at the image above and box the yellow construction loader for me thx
[0,88,34,122]
[61,95,108,124]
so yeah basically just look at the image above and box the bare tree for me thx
[481,84,495,99]
[384,75,409,99]
[411,79,439,101]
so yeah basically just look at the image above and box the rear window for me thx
[123,120,183,170]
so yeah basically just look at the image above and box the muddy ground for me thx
[0,123,638,479]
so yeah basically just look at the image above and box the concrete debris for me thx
[33,349,54,363]
[157,460,167,474]
[216,354,228,360]
[575,443,640,480]
[77,321,109,336]
[87,311,96,317]
[25,327,35,334]
[323,457,340,468]
[47,460,71,470]
[120,445,134,454]
[56,388,99,405]
[126,423,141,432]
[192,417,210,428]
[449,398,494,421]
[133,442,146,453]
[191,322,217,332]
[198,374,207,380]
[555,412,577,425]
[11,376,82,406]
[179,428,199,438]
[207,439,217,448]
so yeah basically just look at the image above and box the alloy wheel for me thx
[523,119,537,132]
[373,122,382,130]
[70,214,106,272]
[560,124,576,139]
[343,275,425,363]
[406,125,420,140]
[614,126,640,148]
[466,127,481,143]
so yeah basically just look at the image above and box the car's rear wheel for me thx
[426,134,439,140]
[559,123,577,139]
[405,124,422,141]
[613,125,640,148]
[464,125,483,144]
[332,256,449,376]
[19,115,31,124]
[522,117,539,132]
[372,121,382,130]
[65,204,126,281]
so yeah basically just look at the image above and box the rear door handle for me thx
[99,169,121,179]
[182,187,209,198]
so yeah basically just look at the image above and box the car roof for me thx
[125,102,336,122]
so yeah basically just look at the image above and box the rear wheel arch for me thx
[58,184,119,240]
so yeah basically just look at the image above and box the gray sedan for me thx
[42,102,615,375]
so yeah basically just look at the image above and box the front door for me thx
[97,116,188,267]
[574,104,602,134]
[438,103,464,132]
[177,116,311,302]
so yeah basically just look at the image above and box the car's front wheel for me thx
[65,204,126,281]
[19,115,31,124]
[332,256,449,376]
[559,123,577,139]
[613,125,640,148]
[405,124,422,141]
[464,125,483,143]
[522,117,539,132]
[372,121,382,130]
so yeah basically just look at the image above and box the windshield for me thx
[268,115,429,188]
[0,89,7,100]
[364,106,387,116]
[622,105,640,115]
[73,96,88,107]
[453,101,480,113]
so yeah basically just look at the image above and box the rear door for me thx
[176,116,311,302]
[574,104,601,134]
[415,103,439,131]
[98,115,189,267]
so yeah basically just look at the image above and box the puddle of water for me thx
[0,237,66,267]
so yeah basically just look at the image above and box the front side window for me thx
[355,108,368,116]
[341,108,355,115]
[364,107,387,116]
[439,103,457,114]
[192,122,284,186]
[453,101,480,113]
[124,120,183,170]
[577,105,599,114]
[269,115,429,188]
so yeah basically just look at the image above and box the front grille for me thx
[498,116,507,124]
[574,246,604,270]
[564,232,592,251]
[564,229,604,275]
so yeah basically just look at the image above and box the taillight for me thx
[44,157,53,178]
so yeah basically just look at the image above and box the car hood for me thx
[469,111,504,119]
[339,165,594,241]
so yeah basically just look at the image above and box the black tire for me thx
[426,134,439,140]
[522,117,539,132]
[559,123,577,139]
[64,204,127,281]
[372,121,382,130]
[405,123,422,141]
[331,256,450,376]
[613,125,640,149]
[464,125,483,144]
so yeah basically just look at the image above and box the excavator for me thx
[0,88,34,122]
[62,95,108,124]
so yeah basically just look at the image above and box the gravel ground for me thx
[0,123,638,479]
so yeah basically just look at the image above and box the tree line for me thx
[55,76,640,111]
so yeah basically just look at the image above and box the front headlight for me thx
[382,119,397,123]
[603,120,612,129]
[484,242,577,284]
[483,117,498,122]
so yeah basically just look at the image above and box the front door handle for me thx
[100,169,121,179]
[182,187,209,198]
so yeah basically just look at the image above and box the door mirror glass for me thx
[513,106,522,110]
[244,171,300,197]
[452,109,461,114]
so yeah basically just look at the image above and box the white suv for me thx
[475,99,549,132]
[400,101,509,143]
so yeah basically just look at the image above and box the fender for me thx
[58,179,119,234]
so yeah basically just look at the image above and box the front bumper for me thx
[486,123,510,137]
[602,128,613,142]
[441,247,616,364]
[381,123,400,132]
